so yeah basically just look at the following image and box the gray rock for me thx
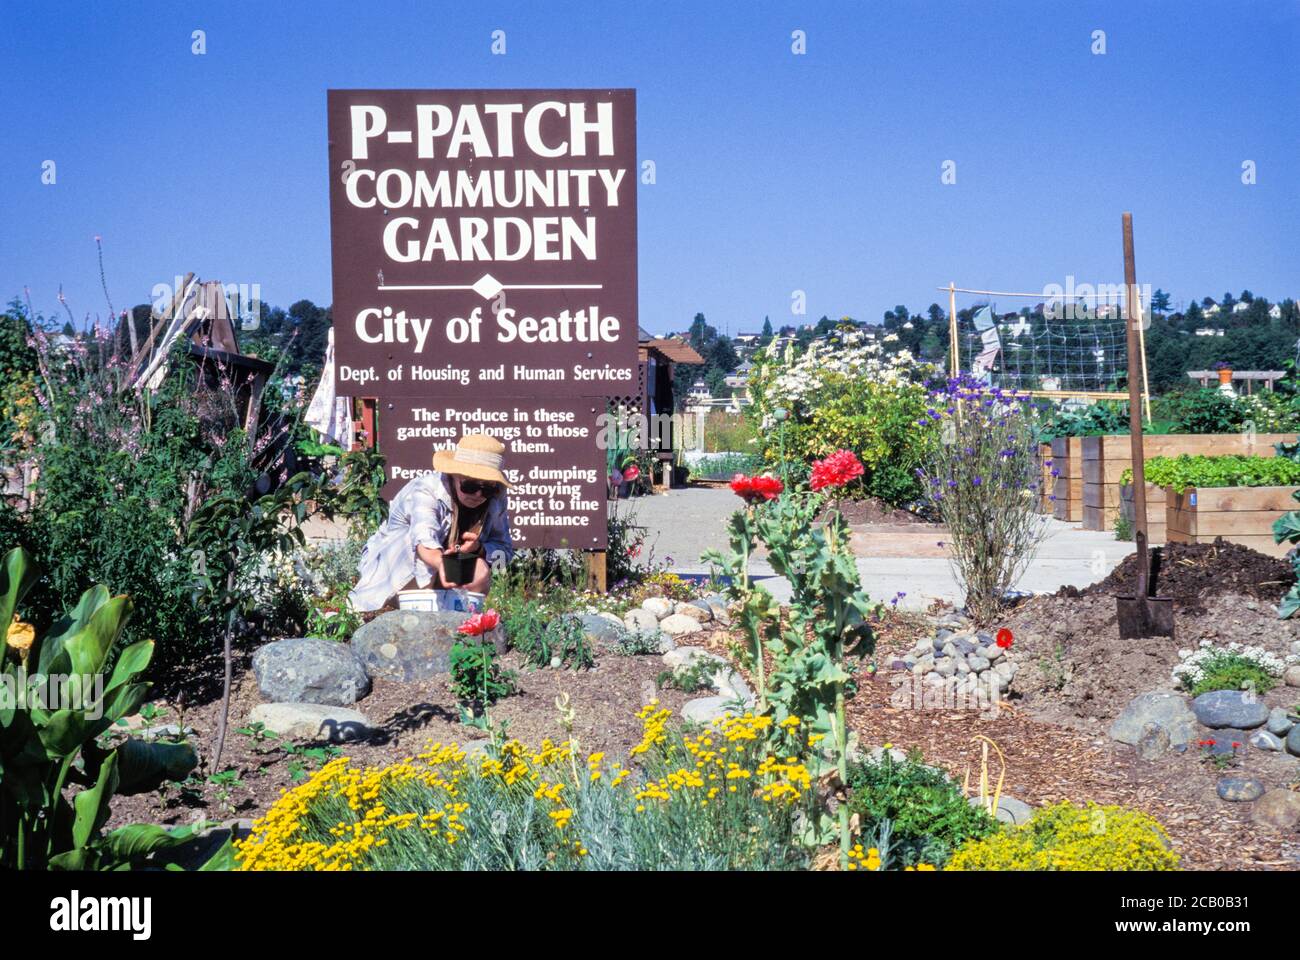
[659,613,704,637]
[935,628,954,643]
[955,657,972,675]
[967,654,990,672]
[677,600,714,624]
[985,643,1004,661]
[954,638,977,656]
[1202,730,1249,755]
[135,723,195,740]
[1252,789,1300,829]
[936,657,957,678]
[461,739,493,759]
[1109,692,1198,747]
[1290,640,1300,657]
[681,696,734,726]
[1249,730,1284,751]
[970,794,1033,825]
[247,702,373,743]
[624,608,660,633]
[1137,722,1170,760]
[1287,724,1300,756]
[641,597,675,620]
[575,613,628,650]
[351,610,466,682]
[1216,777,1265,802]
[976,631,995,646]
[714,669,754,704]
[253,637,371,705]
[1267,707,1294,736]
[1286,665,1300,688]
[662,646,727,671]
[1191,690,1269,730]
[701,594,731,624]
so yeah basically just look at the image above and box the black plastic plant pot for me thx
[441,552,476,585]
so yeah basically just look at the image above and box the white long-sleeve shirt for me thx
[348,472,513,611]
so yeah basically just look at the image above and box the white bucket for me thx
[396,589,487,613]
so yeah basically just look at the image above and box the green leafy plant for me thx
[449,636,516,719]
[1123,454,1300,493]
[0,547,220,871]
[304,596,362,643]
[845,749,997,868]
[655,660,715,693]
[1113,514,1133,541]
[1168,388,1245,435]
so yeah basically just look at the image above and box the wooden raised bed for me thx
[1036,443,1053,514]
[1118,482,1166,544]
[1165,485,1299,558]
[1080,433,1294,532]
[1051,437,1082,522]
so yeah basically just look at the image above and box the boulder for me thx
[1267,707,1295,736]
[1287,724,1300,757]
[1136,722,1170,760]
[659,613,704,637]
[1191,690,1269,730]
[1217,777,1265,802]
[1251,789,1300,830]
[662,646,727,671]
[675,601,713,624]
[641,597,675,619]
[1286,665,1300,687]
[1249,730,1284,751]
[970,794,1033,826]
[248,702,373,743]
[681,696,733,726]
[1109,692,1198,747]
[700,594,731,624]
[713,669,754,704]
[623,608,660,633]
[252,638,371,706]
[574,613,628,650]
[350,610,466,682]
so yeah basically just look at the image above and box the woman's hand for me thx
[458,532,480,554]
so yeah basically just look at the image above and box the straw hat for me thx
[433,434,511,488]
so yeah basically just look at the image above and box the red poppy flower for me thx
[1232,741,1241,749]
[731,473,783,504]
[458,609,501,636]
[995,628,1014,649]
[809,449,865,491]
[623,464,640,482]
[730,473,756,499]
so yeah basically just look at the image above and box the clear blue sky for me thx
[3,0,1297,334]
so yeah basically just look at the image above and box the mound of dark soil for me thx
[1066,539,1294,610]
[818,497,929,526]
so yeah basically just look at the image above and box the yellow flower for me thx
[6,615,34,659]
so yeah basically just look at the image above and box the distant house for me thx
[1194,328,1225,337]
[1232,301,1250,314]
[733,333,761,345]
[1204,303,1221,316]
[1270,304,1283,320]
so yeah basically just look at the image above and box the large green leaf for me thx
[0,547,37,638]
[104,639,154,696]
[37,583,112,676]
[113,737,199,795]
[99,822,202,861]
[1274,511,1300,545]
[63,594,133,679]
[70,749,119,851]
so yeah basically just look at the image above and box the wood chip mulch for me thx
[698,611,1300,871]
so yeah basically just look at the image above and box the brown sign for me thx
[327,89,638,398]
[376,397,608,549]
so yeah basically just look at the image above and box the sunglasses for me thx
[457,479,499,497]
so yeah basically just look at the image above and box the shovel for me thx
[1114,213,1175,640]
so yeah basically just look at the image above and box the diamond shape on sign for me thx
[472,274,504,300]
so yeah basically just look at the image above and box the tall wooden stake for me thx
[948,281,959,377]
[1122,213,1150,601]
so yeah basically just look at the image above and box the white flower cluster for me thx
[1171,640,1294,688]
[753,334,930,430]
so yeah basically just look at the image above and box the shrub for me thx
[1168,388,1244,434]
[1172,641,1290,696]
[917,375,1050,623]
[845,749,998,868]
[946,801,1179,871]
[746,328,935,506]
[234,707,816,871]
